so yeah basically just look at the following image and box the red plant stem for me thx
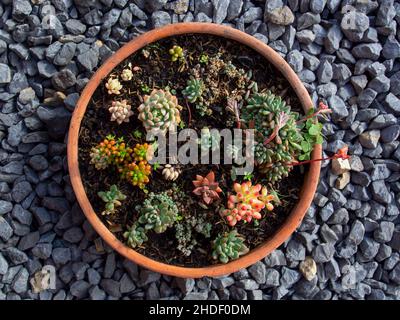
[236,117,241,129]
[287,155,337,166]
[263,127,279,145]
[296,111,320,124]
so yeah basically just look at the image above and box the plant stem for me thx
[287,155,336,166]
[263,127,279,145]
[184,99,192,126]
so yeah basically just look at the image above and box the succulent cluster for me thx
[222,181,275,227]
[192,171,222,205]
[89,135,132,170]
[94,44,331,265]
[137,192,179,233]
[105,78,122,95]
[212,230,249,264]
[90,136,152,190]
[133,143,152,162]
[175,221,197,257]
[98,185,126,216]
[123,223,148,248]
[138,89,182,135]
[108,100,133,124]
[223,61,251,89]
[243,90,303,183]
[169,45,184,61]
[175,214,211,256]
[119,160,151,190]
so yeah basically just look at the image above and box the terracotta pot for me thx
[68,23,321,278]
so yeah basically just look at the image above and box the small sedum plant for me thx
[175,222,197,257]
[133,143,153,162]
[138,89,182,135]
[124,223,148,248]
[89,135,132,170]
[105,78,122,95]
[182,78,204,103]
[137,192,179,233]
[199,53,209,64]
[192,171,222,205]
[162,164,181,181]
[121,68,133,81]
[222,181,275,227]
[98,185,126,216]
[212,230,249,264]
[108,100,134,124]
[169,45,183,61]
[120,160,151,190]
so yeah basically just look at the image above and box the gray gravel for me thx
[0,0,399,300]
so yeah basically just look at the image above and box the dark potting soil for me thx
[78,34,305,267]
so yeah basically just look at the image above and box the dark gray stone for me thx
[0,200,13,215]
[352,43,382,60]
[151,11,171,28]
[52,247,72,265]
[70,280,90,299]
[4,247,28,265]
[100,279,121,298]
[264,268,280,287]
[51,69,76,91]
[312,243,335,263]
[0,252,8,275]
[0,216,13,241]
[374,221,395,243]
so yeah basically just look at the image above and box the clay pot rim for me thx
[67,23,321,278]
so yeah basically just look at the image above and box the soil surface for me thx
[78,34,305,267]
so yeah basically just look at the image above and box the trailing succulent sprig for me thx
[138,89,182,135]
[212,230,249,264]
[296,102,329,161]
[192,171,222,205]
[169,45,184,61]
[124,223,148,248]
[108,100,134,124]
[298,113,323,161]
[222,181,275,227]
[98,185,126,216]
[137,192,179,233]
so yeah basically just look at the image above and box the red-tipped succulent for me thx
[222,181,275,227]
[192,171,223,205]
